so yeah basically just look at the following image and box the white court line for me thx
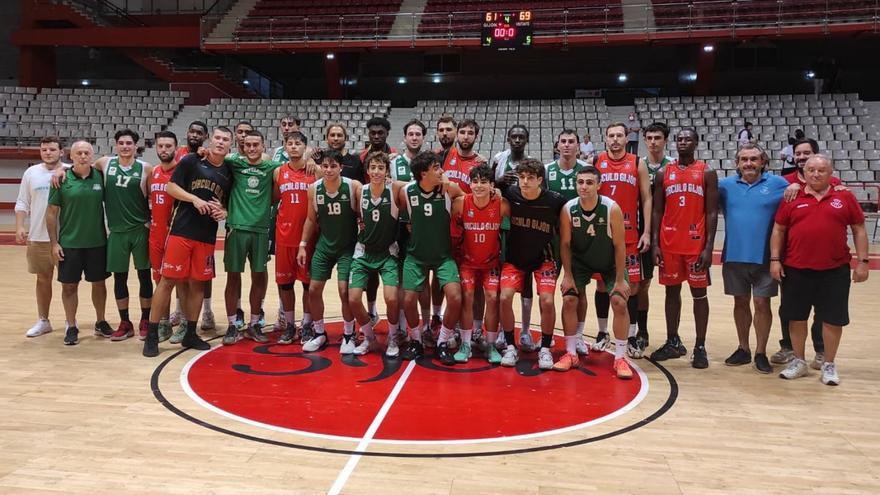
[327,359,418,495]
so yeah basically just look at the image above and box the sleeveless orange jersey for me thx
[459,194,502,269]
[174,146,191,163]
[596,151,640,245]
[443,146,480,194]
[149,164,177,241]
[276,163,316,247]
[660,160,708,255]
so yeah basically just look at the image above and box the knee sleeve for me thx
[595,290,610,319]
[113,272,129,300]
[137,268,153,299]
[279,283,295,291]
[203,280,212,298]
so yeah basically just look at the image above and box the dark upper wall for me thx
[0,1,22,82]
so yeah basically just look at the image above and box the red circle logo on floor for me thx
[182,321,647,444]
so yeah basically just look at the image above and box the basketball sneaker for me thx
[820,361,839,386]
[614,358,634,379]
[63,326,79,346]
[277,323,299,345]
[454,341,472,363]
[552,353,579,372]
[626,337,643,359]
[724,347,751,366]
[592,331,610,352]
[200,310,216,331]
[485,343,502,364]
[436,343,456,365]
[142,330,159,358]
[472,326,484,346]
[770,347,794,365]
[273,309,286,332]
[494,330,507,350]
[94,320,113,339]
[500,345,518,367]
[138,319,149,341]
[537,347,554,370]
[353,336,376,356]
[422,326,436,348]
[181,329,211,351]
[234,308,245,330]
[302,332,328,352]
[754,353,772,374]
[401,340,423,360]
[169,310,183,327]
[575,337,589,356]
[169,324,187,344]
[340,335,356,355]
[447,328,460,350]
[258,308,266,328]
[300,321,315,345]
[810,352,825,371]
[385,332,400,357]
[110,321,134,341]
[157,320,173,342]
[245,324,269,343]
[779,358,809,380]
[691,345,709,369]
[222,325,242,346]
[519,328,536,352]
[26,319,52,338]
[650,337,687,361]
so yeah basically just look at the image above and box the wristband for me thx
[769,257,781,262]
[299,241,308,247]
[859,259,870,264]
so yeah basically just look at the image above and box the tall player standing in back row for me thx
[148,131,180,343]
[650,128,719,369]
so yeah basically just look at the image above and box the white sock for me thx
[361,322,374,339]
[438,325,453,345]
[302,312,312,325]
[614,339,626,359]
[597,318,609,334]
[432,304,442,317]
[250,314,260,325]
[388,320,399,334]
[461,328,473,343]
[314,319,325,334]
[284,311,294,325]
[343,319,355,334]
[521,297,533,332]
[237,298,242,310]
[474,319,483,332]
[227,315,237,325]
[565,335,577,355]
[202,298,212,313]
[66,320,77,330]
[576,321,585,336]
[487,331,498,344]
[368,300,377,315]
[410,325,422,341]
[421,308,430,327]
[628,323,638,338]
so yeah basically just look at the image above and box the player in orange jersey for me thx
[650,128,719,369]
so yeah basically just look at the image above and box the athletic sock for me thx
[314,319,325,335]
[175,297,182,314]
[576,321,585,336]
[474,319,483,333]
[410,325,422,341]
[597,318,608,335]
[521,297,533,333]
[487,331,499,345]
[432,304,442,318]
[504,330,515,346]
[541,333,553,349]
[140,308,150,321]
[368,300,377,315]
[614,339,626,359]
[148,321,159,338]
[66,320,77,330]
[438,325,453,345]
[227,315,237,326]
[343,319,355,335]
[203,298,212,312]
[387,320,399,335]
[186,320,198,336]
[628,324,638,338]
[250,314,260,326]
[565,335,577,355]
[461,328,473,343]
[361,322,374,340]
[637,309,648,336]
[302,312,312,325]
[119,309,130,322]
[284,311,295,325]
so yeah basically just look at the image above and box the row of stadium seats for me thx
[234,0,402,40]
[651,0,873,28]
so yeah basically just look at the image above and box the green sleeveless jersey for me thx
[356,183,399,256]
[645,155,673,185]
[545,159,588,201]
[565,195,617,273]
[104,157,148,232]
[315,177,358,255]
[226,156,281,233]
[405,182,451,265]
[390,154,413,182]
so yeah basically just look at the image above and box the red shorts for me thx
[160,235,216,281]
[460,265,500,292]
[149,229,169,282]
[659,252,710,288]
[275,244,310,285]
[500,261,557,295]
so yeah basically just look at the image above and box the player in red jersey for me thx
[592,123,652,358]
[452,165,509,364]
[650,128,719,369]
[435,115,457,155]
[174,121,208,163]
[273,131,317,345]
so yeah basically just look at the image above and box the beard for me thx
[458,141,474,153]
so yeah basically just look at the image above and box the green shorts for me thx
[402,256,460,292]
[224,228,270,273]
[573,265,628,293]
[106,227,150,273]
[349,251,399,289]
[310,247,353,282]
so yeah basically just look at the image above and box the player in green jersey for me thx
[297,149,362,352]
[558,166,634,379]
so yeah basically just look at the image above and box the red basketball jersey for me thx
[443,146,480,194]
[660,160,708,255]
[174,146,191,163]
[596,151,640,244]
[459,194,502,269]
[149,164,177,239]
[276,163,316,247]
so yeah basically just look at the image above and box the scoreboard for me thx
[481,11,533,51]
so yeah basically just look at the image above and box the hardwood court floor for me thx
[1,243,879,495]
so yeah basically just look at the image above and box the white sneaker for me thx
[820,361,839,386]
[519,329,536,351]
[779,358,809,380]
[26,319,52,338]
[494,330,507,350]
[592,332,610,351]
[385,333,400,357]
[340,336,356,355]
[302,333,327,352]
[537,347,554,370]
[810,352,825,371]
[200,311,216,330]
[575,338,590,356]
[354,337,375,356]
[626,337,643,359]
[500,345,518,367]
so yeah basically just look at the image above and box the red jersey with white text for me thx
[149,163,177,242]
[660,160,708,255]
[596,151,640,244]
[443,146,480,194]
[276,163,316,247]
[459,194,502,269]
[174,146,193,163]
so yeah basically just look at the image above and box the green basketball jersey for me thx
[390,154,413,182]
[565,195,617,274]
[315,177,358,255]
[104,157,148,232]
[405,182,451,265]
[272,146,288,163]
[226,156,281,233]
[545,159,588,201]
[645,155,673,185]
[356,183,399,256]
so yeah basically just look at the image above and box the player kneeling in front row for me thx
[558,167,633,378]
[348,152,406,356]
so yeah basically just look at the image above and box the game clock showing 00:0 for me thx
[481,11,533,51]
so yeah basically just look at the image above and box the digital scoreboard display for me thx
[481,11,533,51]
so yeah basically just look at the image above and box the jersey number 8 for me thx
[371,209,380,222]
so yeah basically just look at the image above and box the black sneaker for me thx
[401,340,424,361]
[245,324,269,343]
[235,308,245,328]
[300,321,315,344]
[635,333,649,351]
[277,323,299,345]
[650,339,687,361]
[94,320,113,338]
[422,325,437,348]
[724,347,751,366]
[753,353,773,374]
[437,343,456,366]
[181,329,211,351]
[692,345,709,369]
[222,325,242,346]
[63,326,79,346]
[142,330,159,357]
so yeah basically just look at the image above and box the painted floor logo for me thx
[153,320,677,457]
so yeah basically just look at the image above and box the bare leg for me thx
[91,280,106,322]
[36,272,53,320]
[822,323,842,363]
[752,296,772,355]
[62,283,78,325]
[733,294,752,351]
[665,284,682,341]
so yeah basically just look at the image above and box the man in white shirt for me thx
[579,133,595,162]
[15,136,68,337]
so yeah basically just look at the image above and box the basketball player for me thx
[591,123,652,359]
[142,127,234,357]
[297,150,361,352]
[174,120,208,162]
[650,128,719,369]
[635,122,672,356]
[272,115,300,162]
[557,167,633,378]
[323,123,363,180]
[274,131,316,345]
[451,165,508,364]
[499,159,566,369]
[545,129,590,354]
[435,115,457,154]
[46,141,110,345]
[231,121,271,162]
[398,151,465,363]
[348,152,406,356]
[222,130,280,346]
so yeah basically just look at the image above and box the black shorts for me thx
[639,249,655,280]
[58,246,110,284]
[780,264,850,326]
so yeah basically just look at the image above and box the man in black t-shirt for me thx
[144,127,234,357]
[498,159,565,369]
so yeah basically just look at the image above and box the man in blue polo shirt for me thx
[719,144,788,373]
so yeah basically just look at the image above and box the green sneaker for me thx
[486,344,502,365]
[454,341,472,363]
[158,319,173,343]
[169,323,187,344]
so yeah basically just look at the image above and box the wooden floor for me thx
[1,242,879,495]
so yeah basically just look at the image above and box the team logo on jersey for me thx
[317,195,325,205]
[247,176,259,188]
[760,186,769,195]
[398,166,406,175]
[598,217,605,224]
[670,173,676,181]
[549,171,556,180]
[108,167,117,175]
[450,158,457,166]
[92,184,102,191]
[467,209,474,217]
[572,216,581,227]
[362,199,370,210]
[341,194,347,200]
[410,196,419,206]
[600,161,608,169]
[830,198,844,209]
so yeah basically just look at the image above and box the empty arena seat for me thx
[234,0,404,40]
[651,0,871,29]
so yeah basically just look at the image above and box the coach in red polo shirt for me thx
[770,155,869,386]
